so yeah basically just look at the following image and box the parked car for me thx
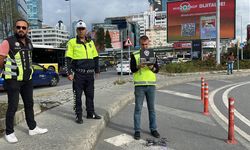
[116,61,131,75]
[0,77,4,90]
[0,64,59,90]
[99,60,108,72]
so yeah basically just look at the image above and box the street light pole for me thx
[216,0,221,65]
[65,0,72,37]
[240,15,243,60]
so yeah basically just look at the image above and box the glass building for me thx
[26,0,43,29]
[0,0,28,41]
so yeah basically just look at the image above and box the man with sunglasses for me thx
[65,20,101,124]
[0,19,48,143]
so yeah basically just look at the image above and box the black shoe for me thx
[134,131,140,140]
[87,112,101,119]
[151,130,160,138]
[75,114,83,124]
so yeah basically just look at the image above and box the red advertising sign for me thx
[108,30,121,49]
[108,30,120,43]
[167,0,235,41]
[173,42,191,49]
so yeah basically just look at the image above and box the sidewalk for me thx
[0,70,250,150]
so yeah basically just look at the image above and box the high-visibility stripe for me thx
[3,71,17,76]
[5,57,16,63]
[15,53,23,81]
[4,64,17,69]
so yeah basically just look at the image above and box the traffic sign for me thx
[124,38,133,46]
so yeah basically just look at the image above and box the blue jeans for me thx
[227,62,234,74]
[134,85,157,132]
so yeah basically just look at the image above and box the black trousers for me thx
[73,73,95,115]
[4,79,36,135]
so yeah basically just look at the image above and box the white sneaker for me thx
[29,126,48,136]
[5,133,18,143]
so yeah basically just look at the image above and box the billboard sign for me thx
[108,30,121,49]
[167,0,235,41]
[173,42,191,49]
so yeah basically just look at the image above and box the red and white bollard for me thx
[203,82,209,116]
[201,77,205,101]
[227,97,237,144]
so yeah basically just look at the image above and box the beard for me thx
[15,31,27,39]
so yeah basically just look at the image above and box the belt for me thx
[75,69,95,74]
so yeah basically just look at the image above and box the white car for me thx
[116,61,131,74]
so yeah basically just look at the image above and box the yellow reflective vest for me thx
[66,38,98,59]
[2,36,33,81]
[133,50,156,86]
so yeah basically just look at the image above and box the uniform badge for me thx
[144,50,150,56]
[89,44,92,48]
[15,42,20,47]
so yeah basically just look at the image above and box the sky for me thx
[43,0,250,42]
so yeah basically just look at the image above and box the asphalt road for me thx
[95,76,250,150]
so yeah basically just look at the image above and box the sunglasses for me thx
[77,27,86,30]
[16,26,27,30]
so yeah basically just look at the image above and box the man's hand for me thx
[67,74,74,81]
[148,65,154,70]
[137,63,146,69]
[0,55,6,69]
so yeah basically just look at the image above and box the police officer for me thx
[130,35,160,140]
[0,19,48,143]
[65,20,101,124]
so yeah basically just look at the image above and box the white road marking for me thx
[158,90,200,100]
[104,134,135,146]
[139,102,216,126]
[104,134,175,150]
[209,82,250,142]
[222,83,250,127]
[186,82,201,87]
[217,79,234,83]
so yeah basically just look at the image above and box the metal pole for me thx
[69,0,72,37]
[240,16,243,60]
[237,41,239,71]
[216,0,221,64]
[120,31,123,78]
[128,22,131,76]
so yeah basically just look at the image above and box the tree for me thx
[105,30,112,48]
[0,0,22,40]
[95,27,105,51]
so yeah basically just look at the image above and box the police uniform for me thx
[65,20,101,123]
[1,35,36,135]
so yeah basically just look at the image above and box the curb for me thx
[0,104,41,131]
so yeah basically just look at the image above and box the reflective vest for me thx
[66,38,98,60]
[133,50,156,86]
[65,38,99,72]
[2,36,33,81]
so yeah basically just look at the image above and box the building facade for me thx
[0,0,28,41]
[26,0,43,29]
[29,25,69,48]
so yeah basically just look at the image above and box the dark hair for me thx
[139,35,149,43]
[15,19,29,27]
